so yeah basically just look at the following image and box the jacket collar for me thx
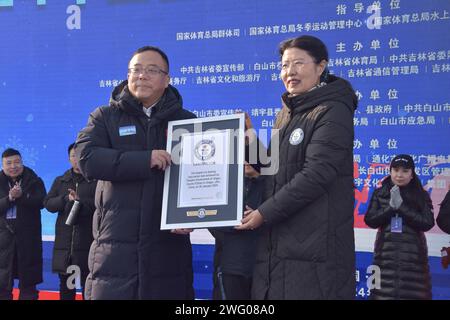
[281,75,358,116]
[61,169,85,183]
[109,81,184,125]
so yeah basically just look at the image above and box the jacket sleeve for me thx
[76,107,153,182]
[397,191,435,232]
[258,104,353,225]
[15,178,46,210]
[364,189,395,228]
[437,191,450,234]
[0,196,13,217]
[43,177,67,213]
[78,181,96,217]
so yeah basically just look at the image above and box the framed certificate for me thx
[161,113,245,229]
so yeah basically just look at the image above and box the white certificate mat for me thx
[177,130,230,208]
[160,113,245,230]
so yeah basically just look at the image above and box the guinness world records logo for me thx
[194,139,216,161]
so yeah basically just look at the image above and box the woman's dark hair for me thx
[130,46,170,72]
[279,35,330,82]
[68,143,76,156]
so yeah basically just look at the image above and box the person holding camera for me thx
[364,154,435,300]
[43,143,97,300]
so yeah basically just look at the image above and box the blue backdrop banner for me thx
[1,0,449,299]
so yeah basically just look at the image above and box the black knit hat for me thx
[390,154,415,170]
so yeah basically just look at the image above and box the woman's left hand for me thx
[235,209,264,230]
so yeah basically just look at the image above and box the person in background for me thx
[237,35,357,299]
[0,148,46,300]
[211,115,266,300]
[44,143,97,300]
[364,154,435,300]
[436,187,450,234]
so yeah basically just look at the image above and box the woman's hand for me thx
[171,228,193,235]
[235,206,264,230]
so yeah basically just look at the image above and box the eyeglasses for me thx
[128,66,168,77]
[280,60,315,73]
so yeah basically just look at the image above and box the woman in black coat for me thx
[44,143,96,300]
[237,35,357,299]
[364,154,435,300]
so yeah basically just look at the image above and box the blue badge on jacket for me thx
[391,215,403,233]
[119,125,137,136]
[6,206,17,219]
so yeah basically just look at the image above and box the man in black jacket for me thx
[76,46,196,299]
[0,148,46,300]
[44,143,97,300]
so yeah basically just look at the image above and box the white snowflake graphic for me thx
[3,136,39,167]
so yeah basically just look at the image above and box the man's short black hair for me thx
[130,46,170,72]
[2,148,21,159]
[68,143,76,156]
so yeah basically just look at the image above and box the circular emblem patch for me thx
[289,128,304,145]
[194,139,216,161]
[197,208,206,219]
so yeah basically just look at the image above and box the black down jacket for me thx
[253,75,357,300]
[43,169,96,275]
[0,167,46,289]
[437,190,450,234]
[364,178,434,300]
[76,82,196,300]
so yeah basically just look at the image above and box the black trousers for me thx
[58,271,88,300]
[213,272,252,300]
[0,286,39,300]
[0,241,39,300]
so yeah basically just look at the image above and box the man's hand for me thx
[171,228,193,235]
[8,190,15,202]
[235,206,264,230]
[151,150,171,170]
[9,184,22,201]
[68,188,78,202]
